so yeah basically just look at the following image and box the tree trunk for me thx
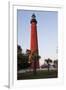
[48,63,50,72]
[48,63,50,78]
[33,60,37,75]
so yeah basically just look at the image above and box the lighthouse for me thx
[29,14,39,68]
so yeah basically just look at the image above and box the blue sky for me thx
[17,10,58,62]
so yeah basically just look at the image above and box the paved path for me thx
[18,68,56,74]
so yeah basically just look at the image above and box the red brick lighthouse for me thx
[29,14,39,68]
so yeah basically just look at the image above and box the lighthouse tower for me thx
[30,14,39,68]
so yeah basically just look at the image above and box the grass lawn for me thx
[17,70,58,80]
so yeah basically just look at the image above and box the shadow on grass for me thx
[17,70,58,80]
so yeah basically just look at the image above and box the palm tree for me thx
[53,59,58,70]
[45,58,52,72]
[29,51,41,75]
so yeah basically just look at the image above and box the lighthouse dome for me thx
[30,13,37,24]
